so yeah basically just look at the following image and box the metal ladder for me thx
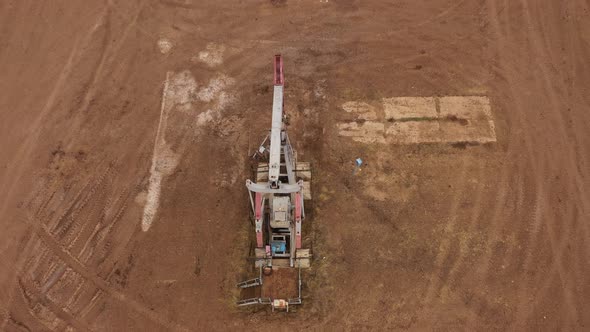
[237,277,261,289]
[237,297,272,307]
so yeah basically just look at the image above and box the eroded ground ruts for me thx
[0,0,588,330]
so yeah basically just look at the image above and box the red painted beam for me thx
[255,193,263,247]
[255,193,262,220]
[295,192,302,221]
[257,232,264,248]
[295,192,302,249]
[274,54,284,86]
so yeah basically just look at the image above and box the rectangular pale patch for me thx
[338,95,496,144]
[383,97,437,120]
[342,101,378,120]
[337,121,385,143]
[439,96,492,120]
[386,121,441,144]
[438,96,496,143]
[439,119,497,143]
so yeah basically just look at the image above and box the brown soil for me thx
[1,0,589,331]
[261,269,299,300]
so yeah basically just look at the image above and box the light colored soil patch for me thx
[337,121,385,143]
[197,75,235,102]
[383,96,437,120]
[361,159,418,203]
[439,119,497,143]
[142,72,193,231]
[364,185,388,201]
[142,71,236,231]
[194,43,225,67]
[337,96,496,144]
[439,96,497,142]
[157,38,173,54]
[142,144,179,232]
[439,96,492,119]
[342,101,378,120]
[386,121,441,144]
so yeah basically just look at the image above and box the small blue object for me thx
[271,242,286,254]
[355,158,363,167]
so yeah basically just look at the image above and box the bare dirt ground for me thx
[1,0,589,330]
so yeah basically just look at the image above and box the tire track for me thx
[3,159,179,331]
[74,2,145,121]
[50,164,114,238]
[385,0,469,36]
[0,6,108,220]
[421,157,474,304]
[17,277,90,331]
[527,0,590,261]
[441,163,486,287]
[457,1,586,328]
[519,0,590,242]
[481,0,585,327]
[510,0,585,325]
[527,197,582,317]
[30,223,190,332]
